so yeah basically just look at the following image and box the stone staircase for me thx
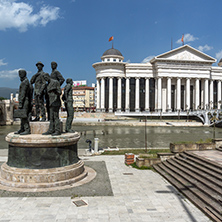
[153,151,222,222]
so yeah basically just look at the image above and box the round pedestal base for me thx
[0,161,96,192]
[1,128,97,192]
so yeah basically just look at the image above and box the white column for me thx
[155,78,158,111]
[135,77,140,112]
[176,78,181,111]
[125,77,130,112]
[204,79,209,110]
[167,77,171,112]
[201,79,204,109]
[157,77,162,111]
[218,80,221,109]
[195,79,200,110]
[101,77,105,112]
[186,78,190,110]
[117,77,122,112]
[210,80,214,109]
[96,78,100,111]
[145,78,149,111]
[109,77,113,112]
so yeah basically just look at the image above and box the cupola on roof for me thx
[218,58,222,67]
[102,48,123,57]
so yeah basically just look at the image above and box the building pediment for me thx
[150,45,216,64]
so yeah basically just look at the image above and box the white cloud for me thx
[198,44,213,52]
[0,68,20,79]
[38,5,60,26]
[0,59,7,66]
[176,33,198,44]
[216,50,222,60]
[141,55,155,63]
[0,0,60,32]
[126,59,131,63]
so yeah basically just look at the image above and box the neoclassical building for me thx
[92,45,222,113]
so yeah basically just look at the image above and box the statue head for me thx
[18,69,27,81]
[36,61,44,71]
[51,61,57,69]
[66,78,73,84]
[43,73,50,82]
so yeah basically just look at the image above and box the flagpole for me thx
[171,37,173,50]
[109,36,114,48]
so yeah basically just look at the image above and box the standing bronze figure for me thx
[46,61,65,121]
[14,70,31,135]
[62,78,74,133]
[42,73,62,136]
[50,61,65,85]
[30,62,46,121]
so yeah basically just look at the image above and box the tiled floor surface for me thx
[0,153,212,222]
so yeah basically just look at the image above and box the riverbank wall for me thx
[13,112,204,127]
[65,112,204,127]
[71,120,203,127]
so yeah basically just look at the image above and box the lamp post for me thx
[208,112,218,140]
[144,116,147,153]
[187,110,189,122]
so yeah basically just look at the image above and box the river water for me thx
[1,124,222,150]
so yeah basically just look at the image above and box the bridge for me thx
[115,110,222,126]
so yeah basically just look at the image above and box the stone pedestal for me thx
[30,121,63,134]
[0,122,92,191]
[5,132,80,169]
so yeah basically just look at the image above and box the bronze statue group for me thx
[14,61,74,136]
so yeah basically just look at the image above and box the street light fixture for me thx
[208,112,218,140]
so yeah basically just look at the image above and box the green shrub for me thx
[172,138,213,145]
[130,162,153,170]
[0,97,6,101]
[101,148,170,155]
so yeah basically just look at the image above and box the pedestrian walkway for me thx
[0,154,211,221]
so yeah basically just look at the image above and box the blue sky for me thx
[0,0,222,89]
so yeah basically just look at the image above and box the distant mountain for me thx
[0,87,18,99]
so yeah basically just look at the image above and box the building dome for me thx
[218,58,222,67]
[102,48,123,57]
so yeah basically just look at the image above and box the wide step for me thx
[153,151,222,222]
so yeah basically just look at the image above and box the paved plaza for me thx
[0,149,212,222]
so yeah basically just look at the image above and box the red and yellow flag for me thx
[109,36,114,42]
